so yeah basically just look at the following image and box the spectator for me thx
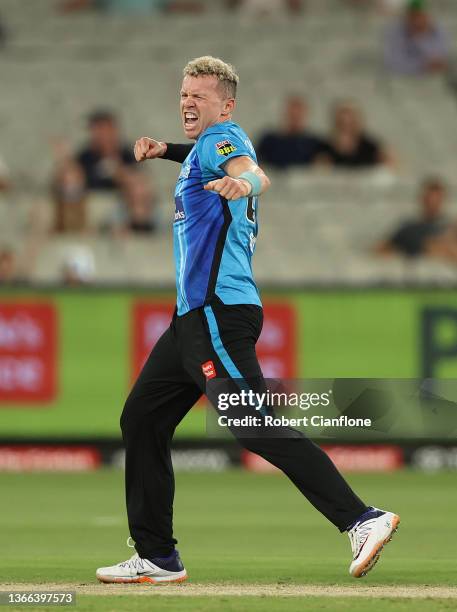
[52,161,87,233]
[384,0,450,76]
[319,100,394,170]
[111,172,157,236]
[377,177,452,258]
[257,95,325,170]
[76,110,136,192]
[61,0,204,15]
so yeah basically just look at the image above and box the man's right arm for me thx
[134,137,193,164]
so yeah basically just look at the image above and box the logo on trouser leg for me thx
[202,360,216,379]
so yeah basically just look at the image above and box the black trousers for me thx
[121,297,367,559]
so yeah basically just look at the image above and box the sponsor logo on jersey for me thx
[216,140,237,157]
[174,196,186,222]
[202,360,216,379]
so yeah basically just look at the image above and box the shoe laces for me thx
[348,519,376,559]
[118,537,145,570]
[118,553,145,571]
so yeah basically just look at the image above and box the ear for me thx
[221,98,236,118]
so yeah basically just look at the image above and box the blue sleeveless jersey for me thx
[173,121,262,315]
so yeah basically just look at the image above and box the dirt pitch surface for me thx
[2,583,457,599]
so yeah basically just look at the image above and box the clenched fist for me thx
[134,137,167,162]
[204,176,251,200]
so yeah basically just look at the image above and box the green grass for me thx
[1,469,456,611]
[45,596,457,612]
[3,597,456,612]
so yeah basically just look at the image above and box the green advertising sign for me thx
[0,289,456,439]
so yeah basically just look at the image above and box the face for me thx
[180,75,234,140]
[334,104,362,133]
[422,185,445,219]
[90,119,120,154]
[284,97,308,132]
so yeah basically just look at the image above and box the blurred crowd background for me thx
[1,0,457,287]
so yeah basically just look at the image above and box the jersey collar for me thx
[198,120,235,140]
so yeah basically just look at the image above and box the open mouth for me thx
[184,112,198,128]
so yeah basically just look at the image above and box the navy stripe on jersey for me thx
[205,197,232,303]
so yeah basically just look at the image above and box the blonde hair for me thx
[183,56,239,99]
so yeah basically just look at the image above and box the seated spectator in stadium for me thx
[383,0,450,76]
[76,110,136,192]
[52,161,87,233]
[110,172,157,236]
[377,177,452,258]
[227,0,302,15]
[257,95,325,169]
[319,100,393,170]
[61,0,204,15]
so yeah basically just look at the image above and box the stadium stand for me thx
[0,0,457,284]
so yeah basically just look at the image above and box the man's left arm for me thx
[204,156,271,201]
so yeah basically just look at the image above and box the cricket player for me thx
[96,56,399,584]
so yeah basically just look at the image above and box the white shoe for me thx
[96,551,188,584]
[348,507,400,578]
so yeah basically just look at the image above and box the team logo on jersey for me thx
[202,360,216,379]
[216,140,237,157]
